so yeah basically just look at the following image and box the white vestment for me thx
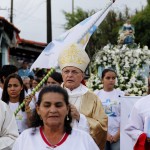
[64,84,90,133]
[0,100,19,149]
[12,127,99,150]
[125,95,150,146]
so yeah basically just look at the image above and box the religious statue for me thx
[118,19,135,45]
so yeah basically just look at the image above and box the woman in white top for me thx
[95,68,125,150]
[12,85,99,150]
[2,74,31,134]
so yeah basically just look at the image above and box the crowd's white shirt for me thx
[125,94,150,146]
[64,84,90,133]
[95,89,125,135]
[9,102,28,134]
[0,100,19,149]
[12,127,99,150]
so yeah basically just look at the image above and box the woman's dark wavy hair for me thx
[2,73,25,111]
[101,68,117,79]
[31,85,72,134]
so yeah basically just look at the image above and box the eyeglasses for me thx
[62,70,82,75]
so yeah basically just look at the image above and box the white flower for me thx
[103,56,107,61]
[133,87,138,93]
[143,46,148,50]
[88,45,149,95]
[138,91,142,95]
[103,45,110,50]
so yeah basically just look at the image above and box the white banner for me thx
[120,96,143,150]
[30,0,114,70]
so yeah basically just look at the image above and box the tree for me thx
[131,2,150,47]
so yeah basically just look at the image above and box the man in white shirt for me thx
[0,100,19,149]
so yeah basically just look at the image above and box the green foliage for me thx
[63,8,89,30]
[131,2,150,48]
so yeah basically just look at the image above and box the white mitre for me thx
[58,44,90,72]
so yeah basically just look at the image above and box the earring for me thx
[67,115,69,121]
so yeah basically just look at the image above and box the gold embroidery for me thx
[80,34,89,46]
[59,44,86,64]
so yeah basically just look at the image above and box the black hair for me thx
[101,68,117,79]
[28,75,34,80]
[0,65,18,83]
[2,73,25,111]
[35,69,46,78]
[31,85,72,134]
[23,59,29,64]
[33,78,41,84]
[49,72,63,84]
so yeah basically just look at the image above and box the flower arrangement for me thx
[87,44,150,96]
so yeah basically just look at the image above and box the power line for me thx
[15,1,46,24]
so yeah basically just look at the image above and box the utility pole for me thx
[72,0,74,14]
[47,0,52,43]
[10,0,13,23]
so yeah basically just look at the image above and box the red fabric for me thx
[134,133,150,150]
[81,79,86,86]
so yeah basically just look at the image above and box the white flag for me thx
[30,0,115,70]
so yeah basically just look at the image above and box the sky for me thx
[0,0,147,43]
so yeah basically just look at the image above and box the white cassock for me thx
[12,127,99,150]
[0,100,19,149]
[125,94,150,146]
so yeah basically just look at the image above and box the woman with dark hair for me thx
[46,71,63,86]
[2,73,31,134]
[12,85,99,150]
[95,68,125,150]
[0,64,18,99]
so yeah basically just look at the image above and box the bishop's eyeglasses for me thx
[62,70,83,75]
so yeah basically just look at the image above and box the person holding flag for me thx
[12,85,100,150]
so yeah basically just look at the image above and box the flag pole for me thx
[14,68,55,116]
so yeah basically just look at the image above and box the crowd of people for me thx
[0,44,150,150]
